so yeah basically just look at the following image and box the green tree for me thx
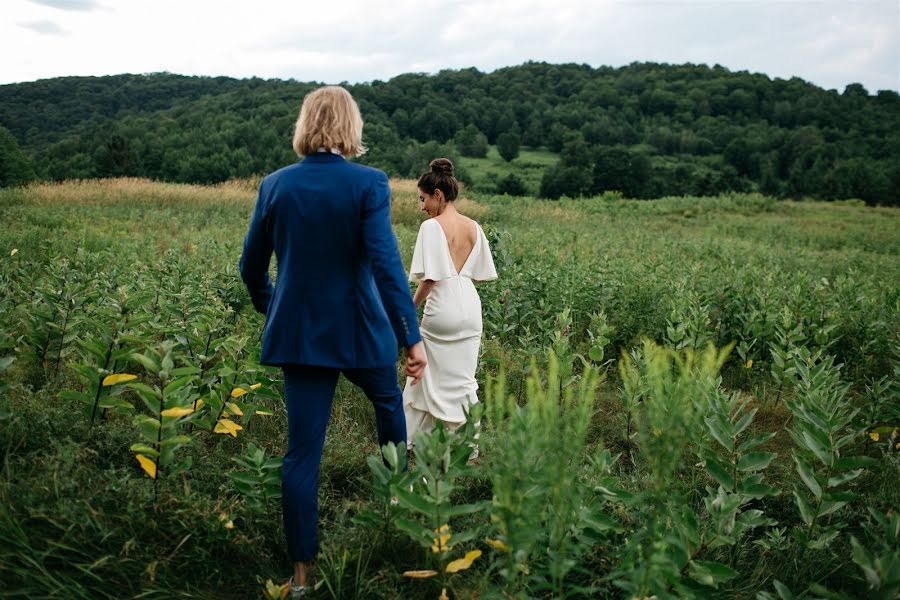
[495,173,528,196]
[496,132,521,162]
[0,126,35,187]
[454,124,488,158]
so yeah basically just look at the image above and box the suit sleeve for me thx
[362,172,422,348]
[239,183,275,315]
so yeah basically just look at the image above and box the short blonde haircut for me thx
[292,86,367,157]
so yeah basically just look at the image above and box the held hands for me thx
[405,342,427,385]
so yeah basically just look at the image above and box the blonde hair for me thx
[292,86,367,157]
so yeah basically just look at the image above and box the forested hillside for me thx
[2,62,898,204]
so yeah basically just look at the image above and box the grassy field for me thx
[457,146,558,195]
[0,179,898,599]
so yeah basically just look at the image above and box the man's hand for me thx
[405,341,427,385]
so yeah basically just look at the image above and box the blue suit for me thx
[239,151,421,365]
[239,152,420,562]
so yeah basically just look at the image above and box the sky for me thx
[2,0,898,93]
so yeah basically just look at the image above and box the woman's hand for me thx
[405,342,427,384]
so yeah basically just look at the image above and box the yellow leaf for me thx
[485,538,510,552]
[263,579,288,600]
[226,402,244,416]
[255,410,273,416]
[214,419,243,437]
[231,383,262,398]
[161,406,194,417]
[745,359,753,369]
[869,431,880,442]
[193,399,205,410]
[224,520,234,529]
[135,454,157,479]
[103,373,138,386]
[402,570,438,579]
[446,549,481,573]
[431,524,452,553]
[10,248,18,256]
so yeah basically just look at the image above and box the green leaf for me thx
[690,560,738,587]
[793,455,822,498]
[833,456,878,470]
[391,484,435,517]
[163,375,195,396]
[827,469,863,488]
[381,443,399,471]
[818,500,848,518]
[793,490,816,526]
[129,443,159,457]
[732,408,757,436]
[738,452,776,472]
[737,478,779,499]
[705,415,734,452]
[170,366,202,376]
[443,501,488,519]
[58,390,91,403]
[801,431,831,466]
[159,435,192,447]
[703,456,735,490]
[130,353,160,374]
[772,579,794,600]
[394,517,436,548]
[737,431,777,453]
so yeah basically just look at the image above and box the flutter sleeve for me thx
[470,224,498,282]
[409,219,456,282]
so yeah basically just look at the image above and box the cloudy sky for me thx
[2,0,898,92]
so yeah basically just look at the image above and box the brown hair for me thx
[292,86,367,157]
[417,158,459,202]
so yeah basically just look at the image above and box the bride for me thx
[403,158,497,446]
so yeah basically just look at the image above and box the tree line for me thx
[1,62,898,204]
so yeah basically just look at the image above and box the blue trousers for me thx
[281,364,407,562]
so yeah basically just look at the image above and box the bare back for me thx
[434,213,478,274]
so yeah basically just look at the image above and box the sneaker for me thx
[288,577,308,598]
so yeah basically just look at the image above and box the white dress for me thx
[403,218,498,444]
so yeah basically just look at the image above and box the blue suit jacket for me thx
[239,153,421,368]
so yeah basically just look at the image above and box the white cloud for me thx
[19,19,68,35]
[1,0,897,92]
[28,0,104,11]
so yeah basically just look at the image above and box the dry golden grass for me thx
[24,178,259,206]
[389,177,489,228]
[21,177,489,226]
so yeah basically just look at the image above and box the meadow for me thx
[456,146,559,196]
[0,179,898,599]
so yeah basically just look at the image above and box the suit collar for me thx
[302,152,346,163]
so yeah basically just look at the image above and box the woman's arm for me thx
[413,279,437,308]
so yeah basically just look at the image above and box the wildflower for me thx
[745,359,753,369]
[869,431,880,442]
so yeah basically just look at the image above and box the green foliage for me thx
[484,353,602,595]
[494,172,528,196]
[0,125,35,187]
[228,442,282,512]
[5,62,897,202]
[454,124,489,158]
[496,131,521,162]
[0,180,897,597]
[786,350,877,551]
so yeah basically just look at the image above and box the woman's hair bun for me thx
[429,158,454,177]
